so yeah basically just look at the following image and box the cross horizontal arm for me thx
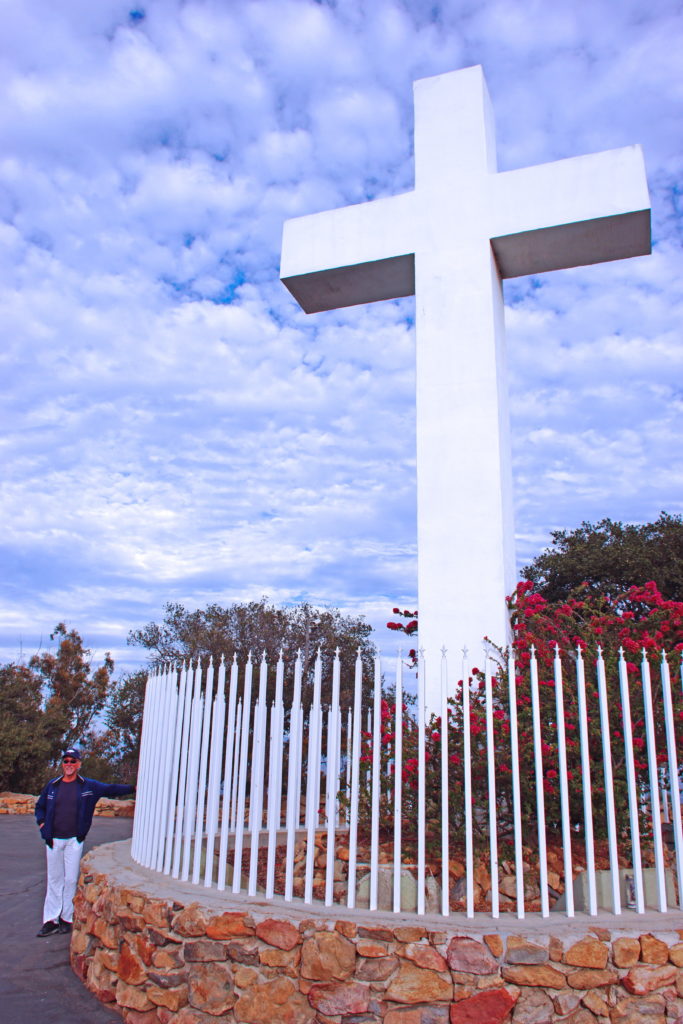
[281,192,416,313]
[489,146,651,278]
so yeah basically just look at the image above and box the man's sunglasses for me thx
[62,758,79,764]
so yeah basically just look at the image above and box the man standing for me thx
[34,746,135,937]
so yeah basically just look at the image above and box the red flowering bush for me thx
[499,579,683,845]
[356,585,683,864]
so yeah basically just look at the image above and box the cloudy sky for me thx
[1,0,681,675]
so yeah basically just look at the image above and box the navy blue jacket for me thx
[35,775,135,844]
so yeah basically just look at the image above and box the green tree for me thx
[93,670,148,783]
[128,598,376,709]
[30,623,114,761]
[521,512,683,603]
[0,664,51,792]
[0,624,115,791]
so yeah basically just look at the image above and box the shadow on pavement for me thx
[0,813,134,1024]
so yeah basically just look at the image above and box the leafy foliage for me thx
[0,624,114,792]
[0,663,52,792]
[128,598,376,709]
[366,583,683,866]
[80,670,148,784]
[521,512,683,603]
[30,623,113,757]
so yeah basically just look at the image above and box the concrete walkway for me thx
[0,813,133,1024]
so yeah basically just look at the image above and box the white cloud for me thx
[0,0,681,675]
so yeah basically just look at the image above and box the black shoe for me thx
[37,920,60,937]
[58,918,72,934]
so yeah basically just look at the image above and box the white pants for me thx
[43,837,83,924]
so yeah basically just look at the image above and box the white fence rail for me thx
[132,647,683,919]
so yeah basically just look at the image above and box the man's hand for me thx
[45,838,53,849]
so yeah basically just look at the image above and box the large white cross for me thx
[280,66,650,707]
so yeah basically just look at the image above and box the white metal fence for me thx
[132,646,683,919]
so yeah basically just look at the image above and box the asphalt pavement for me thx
[0,813,134,1024]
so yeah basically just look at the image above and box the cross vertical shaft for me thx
[280,66,650,709]
[412,69,515,675]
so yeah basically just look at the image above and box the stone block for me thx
[115,979,155,1012]
[564,938,609,969]
[70,928,89,955]
[147,927,180,946]
[553,991,580,1015]
[132,933,156,966]
[187,961,234,1015]
[118,941,147,986]
[259,947,301,968]
[385,963,453,1004]
[184,939,228,962]
[447,936,499,974]
[152,948,184,969]
[581,988,609,1015]
[307,981,370,1014]
[567,968,617,989]
[121,1010,158,1024]
[505,937,548,965]
[449,987,518,1023]
[484,935,504,959]
[357,941,389,957]
[141,900,172,929]
[147,969,187,989]
[358,926,395,941]
[640,934,670,965]
[334,919,357,938]
[393,927,428,943]
[385,1007,449,1024]
[501,964,566,989]
[404,943,448,972]
[86,958,117,1002]
[612,937,641,968]
[235,975,315,1024]
[511,987,554,1023]
[560,1011,597,1024]
[548,936,564,962]
[225,938,260,964]
[117,912,145,932]
[355,955,398,982]
[205,910,253,939]
[255,918,300,950]
[147,983,189,1011]
[611,993,666,1022]
[172,904,210,937]
[623,964,677,994]
[176,1008,236,1024]
[301,930,356,980]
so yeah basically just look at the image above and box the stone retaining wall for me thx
[0,791,135,817]
[71,844,683,1024]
